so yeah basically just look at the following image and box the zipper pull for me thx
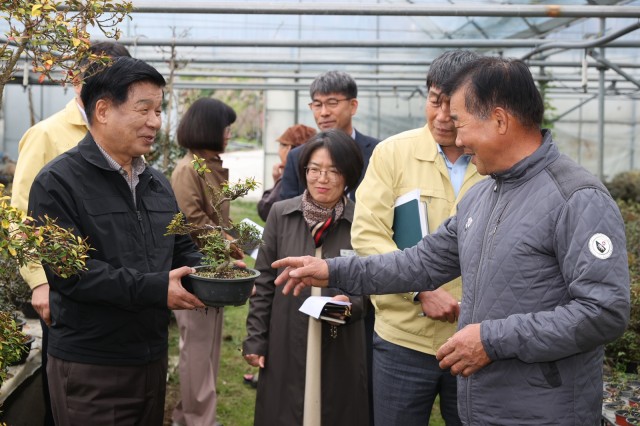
[137,211,145,235]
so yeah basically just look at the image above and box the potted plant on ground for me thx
[165,155,262,307]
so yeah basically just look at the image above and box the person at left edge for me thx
[28,56,205,426]
[11,41,130,426]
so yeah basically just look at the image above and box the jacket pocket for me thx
[83,197,133,255]
[141,195,176,248]
[525,361,563,389]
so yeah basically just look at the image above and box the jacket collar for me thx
[65,98,89,128]
[492,129,559,187]
[414,125,440,162]
[281,194,355,224]
[413,125,476,183]
[78,133,152,178]
[78,133,116,171]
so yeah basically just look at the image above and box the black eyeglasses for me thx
[305,166,342,182]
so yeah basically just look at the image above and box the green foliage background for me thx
[605,172,640,373]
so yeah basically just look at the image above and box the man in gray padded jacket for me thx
[272,56,630,426]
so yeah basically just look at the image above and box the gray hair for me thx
[309,70,358,99]
[427,50,482,90]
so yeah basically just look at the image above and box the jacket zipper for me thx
[466,178,502,421]
[136,210,145,235]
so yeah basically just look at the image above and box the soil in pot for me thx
[182,266,260,308]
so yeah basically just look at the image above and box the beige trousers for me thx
[172,307,224,426]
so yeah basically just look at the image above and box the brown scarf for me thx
[301,190,346,248]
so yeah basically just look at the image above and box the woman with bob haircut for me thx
[243,129,370,426]
[170,97,236,426]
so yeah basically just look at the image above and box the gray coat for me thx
[328,132,630,425]
[244,196,369,426]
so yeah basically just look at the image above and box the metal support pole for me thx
[122,2,640,18]
[588,49,640,89]
[631,100,637,170]
[106,37,640,50]
[597,18,606,181]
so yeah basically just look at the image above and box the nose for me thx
[319,104,330,115]
[148,112,161,130]
[436,105,451,122]
[317,170,330,182]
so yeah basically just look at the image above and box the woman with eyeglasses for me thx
[243,129,370,426]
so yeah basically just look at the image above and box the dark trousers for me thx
[40,319,55,426]
[47,355,168,426]
[364,299,375,425]
[372,333,461,426]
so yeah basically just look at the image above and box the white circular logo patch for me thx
[588,233,613,259]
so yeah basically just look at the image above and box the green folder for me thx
[392,190,428,249]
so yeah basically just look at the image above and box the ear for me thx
[493,107,509,135]
[93,98,111,125]
[349,98,359,117]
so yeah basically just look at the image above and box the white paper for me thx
[393,188,420,208]
[299,296,351,319]
[241,218,264,259]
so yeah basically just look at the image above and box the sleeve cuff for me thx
[19,263,48,290]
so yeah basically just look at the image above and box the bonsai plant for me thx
[165,154,262,307]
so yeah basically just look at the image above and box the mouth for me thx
[315,187,330,194]
[434,127,454,135]
[318,121,335,129]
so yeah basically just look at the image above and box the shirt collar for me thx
[436,143,471,168]
[75,99,89,125]
[95,142,146,176]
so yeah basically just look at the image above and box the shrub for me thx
[605,198,640,372]
[605,171,640,203]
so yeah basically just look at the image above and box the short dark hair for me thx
[441,56,544,130]
[89,41,131,59]
[298,129,363,194]
[81,57,166,125]
[78,41,131,76]
[309,71,357,99]
[177,98,237,152]
[427,50,481,90]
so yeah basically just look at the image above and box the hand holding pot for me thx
[168,266,205,310]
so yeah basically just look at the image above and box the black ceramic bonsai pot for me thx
[8,334,35,366]
[182,266,260,308]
